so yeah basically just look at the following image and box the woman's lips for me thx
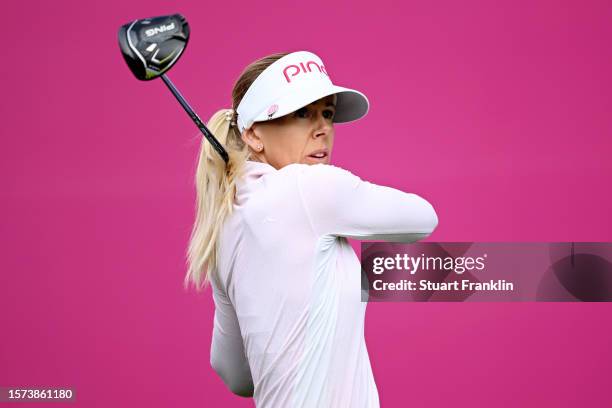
[305,148,329,163]
[306,152,329,163]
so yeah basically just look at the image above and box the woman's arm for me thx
[210,285,254,397]
[296,164,438,241]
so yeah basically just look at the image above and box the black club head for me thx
[118,14,189,81]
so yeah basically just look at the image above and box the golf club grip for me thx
[160,75,229,164]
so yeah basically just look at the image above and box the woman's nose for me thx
[313,112,332,137]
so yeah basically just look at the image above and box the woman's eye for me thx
[295,108,335,119]
[295,108,309,118]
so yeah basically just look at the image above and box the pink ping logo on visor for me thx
[283,61,329,83]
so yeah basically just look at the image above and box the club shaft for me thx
[160,74,229,164]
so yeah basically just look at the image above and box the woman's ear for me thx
[241,126,261,150]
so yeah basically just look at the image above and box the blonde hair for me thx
[184,51,290,292]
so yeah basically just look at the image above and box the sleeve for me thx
[296,164,439,242]
[210,284,254,397]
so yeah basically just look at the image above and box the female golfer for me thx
[185,50,439,407]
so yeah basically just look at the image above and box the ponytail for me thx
[184,108,249,292]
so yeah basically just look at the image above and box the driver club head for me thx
[118,14,189,80]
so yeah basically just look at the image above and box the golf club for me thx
[118,13,229,164]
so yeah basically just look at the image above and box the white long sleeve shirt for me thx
[210,160,438,407]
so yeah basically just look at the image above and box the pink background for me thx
[2,0,611,407]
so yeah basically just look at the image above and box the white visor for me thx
[236,50,369,134]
